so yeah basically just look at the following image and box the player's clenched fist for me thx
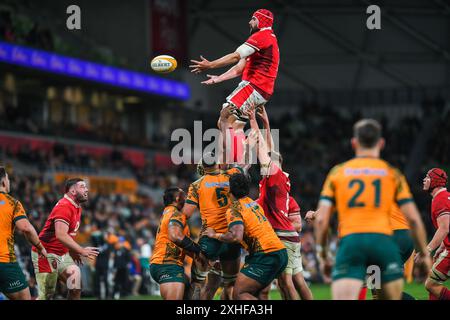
[305,210,316,222]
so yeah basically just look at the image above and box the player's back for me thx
[0,193,26,263]
[187,167,242,233]
[321,157,413,238]
[227,196,285,255]
[151,205,189,266]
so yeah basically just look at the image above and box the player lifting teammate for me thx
[150,187,202,300]
[306,119,431,300]
[202,173,288,300]
[190,8,280,163]
[31,178,99,300]
[0,167,47,300]
[421,168,450,300]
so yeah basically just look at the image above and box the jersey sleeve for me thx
[244,31,269,51]
[434,196,450,217]
[320,168,337,206]
[12,200,27,223]
[52,204,72,226]
[227,203,244,229]
[394,170,414,206]
[186,182,199,207]
[288,197,301,216]
[169,209,187,229]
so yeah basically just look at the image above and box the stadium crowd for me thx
[1,97,444,298]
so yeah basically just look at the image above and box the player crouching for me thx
[150,187,203,300]
[202,173,287,300]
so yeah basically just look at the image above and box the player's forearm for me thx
[22,224,43,248]
[213,231,241,244]
[408,218,429,254]
[216,65,243,83]
[427,228,449,252]
[314,205,332,252]
[210,52,240,69]
[57,233,84,254]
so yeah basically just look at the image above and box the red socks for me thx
[358,287,367,300]
[439,287,450,300]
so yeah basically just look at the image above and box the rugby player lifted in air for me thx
[190,8,280,164]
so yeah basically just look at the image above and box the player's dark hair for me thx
[201,151,217,168]
[0,166,6,181]
[163,186,182,206]
[230,173,250,199]
[353,119,382,148]
[64,178,84,193]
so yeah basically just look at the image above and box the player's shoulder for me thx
[327,161,347,176]
[190,176,205,188]
[0,193,19,208]
[434,190,450,206]
[223,166,244,176]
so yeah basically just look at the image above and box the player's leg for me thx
[373,234,404,300]
[392,229,416,300]
[332,279,364,300]
[331,234,368,300]
[31,251,58,300]
[200,261,222,300]
[292,272,313,300]
[425,249,450,300]
[277,273,299,300]
[232,272,263,300]
[189,237,220,299]
[258,282,271,300]
[235,249,288,300]
[218,243,241,300]
[0,262,31,300]
[150,263,187,300]
[160,282,185,300]
[59,253,82,300]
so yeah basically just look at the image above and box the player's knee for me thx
[425,278,439,292]
[65,265,81,290]
[191,265,208,283]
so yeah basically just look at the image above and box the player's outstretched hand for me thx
[81,247,100,259]
[256,104,269,123]
[190,55,211,74]
[414,252,432,277]
[201,74,220,85]
[305,210,316,222]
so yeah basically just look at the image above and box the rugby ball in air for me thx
[151,55,177,73]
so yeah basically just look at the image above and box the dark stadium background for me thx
[0,0,448,299]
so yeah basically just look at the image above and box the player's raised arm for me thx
[202,58,247,85]
[190,42,255,74]
[257,105,275,152]
[182,183,199,219]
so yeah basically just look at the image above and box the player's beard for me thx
[250,26,258,35]
[76,192,89,204]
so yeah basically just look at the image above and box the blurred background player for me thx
[421,168,450,300]
[31,178,99,300]
[0,166,47,300]
[307,119,431,300]
[203,173,287,300]
[190,8,280,164]
[149,187,201,300]
[246,108,313,300]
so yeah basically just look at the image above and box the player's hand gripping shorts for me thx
[225,80,268,122]
[430,249,450,285]
[31,251,79,300]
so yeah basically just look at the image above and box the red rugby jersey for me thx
[257,164,299,242]
[431,189,450,249]
[242,28,280,98]
[33,195,82,255]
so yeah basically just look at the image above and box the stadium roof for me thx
[188,0,449,97]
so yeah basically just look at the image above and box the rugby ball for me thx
[151,55,177,73]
